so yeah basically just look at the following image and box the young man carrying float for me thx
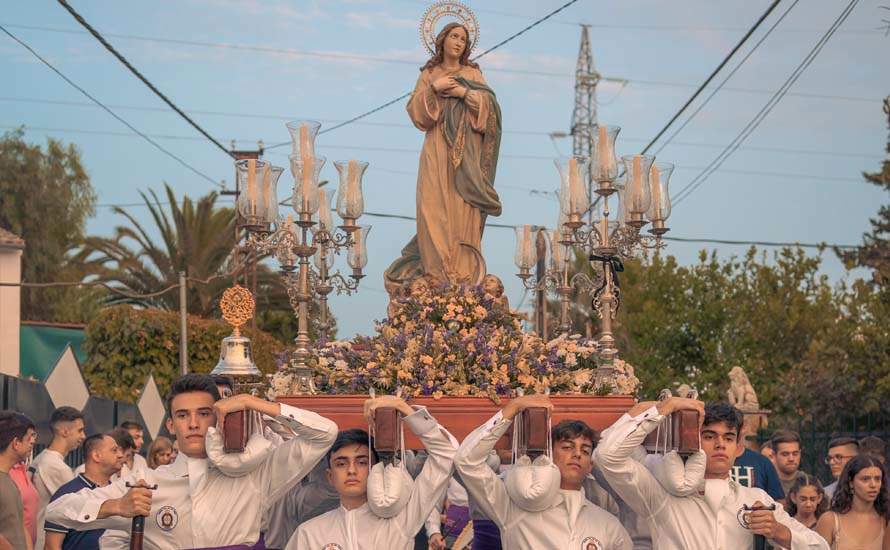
[594,397,829,550]
[46,374,337,549]
[454,394,632,550]
[287,395,457,550]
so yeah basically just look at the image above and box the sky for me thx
[3,0,889,338]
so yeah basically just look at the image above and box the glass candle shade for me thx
[347,225,371,270]
[592,124,621,183]
[620,154,654,222]
[334,160,368,221]
[647,162,674,224]
[235,159,281,226]
[555,156,590,221]
[285,120,321,161]
[513,224,537,270]
[290,155,326,216]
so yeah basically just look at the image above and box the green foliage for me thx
[618,247,839,414]
[81,184,240,316]
[81,183,331,343]
[0,129,100,322]
[547,245,889,423]
[82,305,284,402]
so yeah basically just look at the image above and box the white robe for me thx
[593,406,830,550]
[287,406,455,550]
[45,404,337,549]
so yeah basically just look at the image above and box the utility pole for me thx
[571,25,600,224]
[179,271,188,375]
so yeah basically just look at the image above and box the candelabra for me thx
[236,120,370,394]
[515,124,675,381]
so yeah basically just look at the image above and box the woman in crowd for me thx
[816,454,889,549]
[147,435,174,469]
[787,473,828,529]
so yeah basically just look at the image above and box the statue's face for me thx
[443,26,468,59]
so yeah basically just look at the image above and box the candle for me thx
[523,224,531,266]
[632,155,642,211]
[260,163,271,221]
[300,124,313,212]
[596,126,611,179]
[247,159,257,216]
[651,164,663,220]
[347,159,358,216]
[568,157,580,214]
[318,188,331,230]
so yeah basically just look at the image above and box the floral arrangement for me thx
[268,282,639,401]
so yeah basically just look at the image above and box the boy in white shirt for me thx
[454,394,632,550]
[594,398,829,550]
[287,395,456,550]
[31,406,85,550]
[46,373,337,549]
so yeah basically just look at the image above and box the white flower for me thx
[334,359,347,369]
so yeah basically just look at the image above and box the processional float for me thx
[212,0,698,454]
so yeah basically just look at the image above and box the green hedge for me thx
[83,305,285,402]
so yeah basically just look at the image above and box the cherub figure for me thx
[481,274,509,311]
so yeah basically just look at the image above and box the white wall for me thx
[0,246,22,377]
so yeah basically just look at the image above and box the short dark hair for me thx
[50,406,84,433]
[83,433,110,460]
[552,419,598,447]
[0,411,35,453]
[761,440,774,451]
[771,430,801,449]
[165,374,221,414]
[119,421,143,432]
[327,428,376,466]
[703,402,744,433]
[860,436,886,460]
[110,427,136,451]
[828,437,859,452]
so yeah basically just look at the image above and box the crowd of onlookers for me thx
[1,400,888,549]
[746,430,887,547]
[0,406,179,549]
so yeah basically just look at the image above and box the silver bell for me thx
[211,331,261,377]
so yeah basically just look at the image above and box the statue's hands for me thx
[432,75,457,94]
[441,85,468,99]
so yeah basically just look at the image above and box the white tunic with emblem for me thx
[286,406,456,550]
[593,406,829,550]
[45,404,337,549]
[454,411,632,550]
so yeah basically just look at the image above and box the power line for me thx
[0,269,242,299]
[672,0,861,206]
[360,209,857,249]
[267,0,583,147]
[54,0,234,160]
[652,0,801,156]
[0,24,222,188]
[3,99,881,160]
[641,0,782,154]
[7,125,867,185]
[2,24,878,102]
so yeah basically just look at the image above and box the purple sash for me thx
[471,519,502,550]
[443,504,471,539]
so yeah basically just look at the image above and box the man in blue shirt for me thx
[731,427,785,502]
[44,433,125,549]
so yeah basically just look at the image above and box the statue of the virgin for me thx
[384,4,502,295]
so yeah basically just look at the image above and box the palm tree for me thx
[83,184,238,315]
[82,184,333,340]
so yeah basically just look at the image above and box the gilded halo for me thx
[419,1,480,56]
